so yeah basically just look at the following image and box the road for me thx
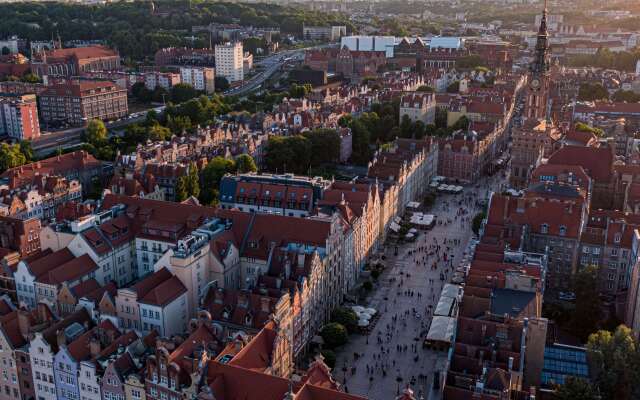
[31,47,311,156]
[334,174,506,400]
[224,49,305,97]
[31,113,149,157]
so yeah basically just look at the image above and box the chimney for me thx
[214,288,224,304]
[56,329,66,348]
[237,290,249,309]
[260,297,271,313]
[89,337,101,358]
[17,309,31,340]
[36,302,49,323]
[234,337,244,353]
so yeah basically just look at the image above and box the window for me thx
[611,248,619,256]
[160,376,168,385]
[541,224,548,234]
[559,225,566,236]
[614,233,621,243]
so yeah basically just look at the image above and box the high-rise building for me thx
[0,93,40,140]
[179,66,215,93]
[214,42,244,83]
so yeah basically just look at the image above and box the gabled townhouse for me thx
[53,319,120,400]
[368,138,437,215]
[317,180,381,287]
[67,213,136,287]
[0,303,57,400]
[399,92,436,125]
[578,210,640,303]
[115,268,188,337]
[15,248,99,312]
[0,311,25,400]
[484,182,588,290]
[57,278,117,317]
[0,151,102,195]
[144,323,224,400]
[98,330,156,400]
[29,308,94,400]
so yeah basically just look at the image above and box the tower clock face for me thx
[530,78,541,89]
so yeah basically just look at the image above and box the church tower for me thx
[524,0,551,121]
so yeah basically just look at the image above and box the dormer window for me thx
[614,233,621,243]
[559,225,567,236]
[541,224,549,234]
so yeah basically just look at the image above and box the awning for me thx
[426,316,456,344]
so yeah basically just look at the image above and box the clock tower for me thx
[525,0,551,121]
[510,0,561,189]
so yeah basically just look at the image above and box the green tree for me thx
[19,140,33,162]
[85,119,108,146]
[575,122,604,137]
[320,350,336,369]
[446,81,460,93]
[20,73,41,83]
[186,162,200,199]
[131,82,152,103]
[235,154,258,173]
[304,128,341,166]
[144,110,159,126]
[612,90,640,103]
[435,108,448,129]
[554,377,599,400]
[587,325,640,400]
[571,265,603,341]
[175,176,189,202]
[578,83,609,102]
[0,143,26,172]
[350,119,371,165]
[399,114,413,138]
[215,76,230,92]
[148,124,171,142]
[456,55,486,69]
[170,83,198,103]
[451,116,470,131]
[331,307,358,333]
[288,83,312,98]
[416,85,434,92]
[199,157,236,205]
[166,115,192,135]
[471,211,486,235]
[320,322,348,349]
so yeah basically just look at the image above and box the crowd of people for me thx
[335,174,502,399]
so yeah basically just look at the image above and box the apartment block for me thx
[179,66,215,94]
[0,93,40,140]
[215,42,244,83]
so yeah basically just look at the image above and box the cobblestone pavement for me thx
[335,175,505,400]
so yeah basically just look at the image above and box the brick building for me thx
[38,81,128,126]
[30,45,120,77]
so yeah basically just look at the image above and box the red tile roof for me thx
[547,145,614,182]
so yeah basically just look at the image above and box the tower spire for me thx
[531,0,550,74]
